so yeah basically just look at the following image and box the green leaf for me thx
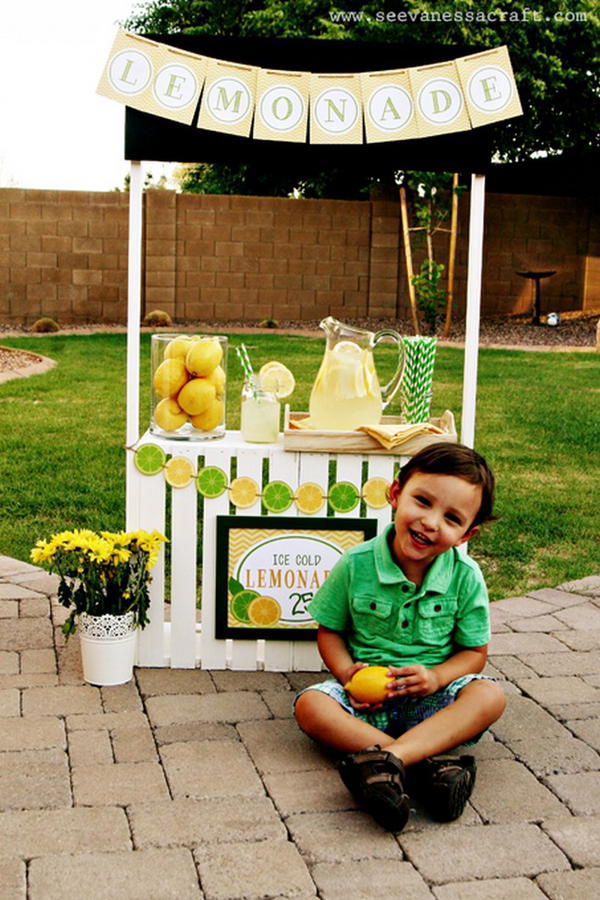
[228,576,245,597]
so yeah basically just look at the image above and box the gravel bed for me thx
[1,314,597,375]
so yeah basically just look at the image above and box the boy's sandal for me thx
[406,754,477,822]
[338,746,410,832]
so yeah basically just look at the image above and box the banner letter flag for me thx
[97,30,205,125]
[456,46,522,128]
[409,60,472,137]
[309,73,363,144]
[197,59,257,137]
[360,68,418,143]
[253,68,310,142]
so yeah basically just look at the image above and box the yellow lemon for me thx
[177,378,216,416]
[361,477,391,510]
[344,666,390,704]
[164,336,193,362]
[185,339,223,376]
[190,398,224,432]
[229,476,260,509]
[247,595,281,627]
[258,362,295,399]
[153,397,188,432]
[295,482,325,515]
[153,358,189,398]
[206,365,226,397]
[164,456,195,489]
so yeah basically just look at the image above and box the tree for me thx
[123,0,600,195]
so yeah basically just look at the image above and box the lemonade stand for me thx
[100,33,521,670]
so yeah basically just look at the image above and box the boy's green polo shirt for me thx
[308,524,490,668]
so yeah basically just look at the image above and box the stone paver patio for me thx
[1,554,599,898]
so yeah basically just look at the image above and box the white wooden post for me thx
[461,173,486,449]
[125,160,144,529]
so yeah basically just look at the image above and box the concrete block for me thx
[111,725,157,763]
[0,747,66,770]
[22,684,103,716]
[312,858,431,900]
[130,795,286,848]
[489,633,569,656]
[100,680,142,712]
[146,690,270,726]
[536,867,600,898]
[557,575,600,596]
[0,556,41,577]
[10,572,61,595]
[66,710,149,731]
[516,676,599,706]
[509,615,566,632]
[68,728,113,766]
[433,877,548,898]
[20,649,57,674]
[520,650,600,677]
[154,721,239,745]
[264,768,359,816]
[0,859,25,898]
[210,670,290,692]
[0,715,65,751]
[555,603,600,630]
[0,649,18,674]
[493,596,556,618]
[398,823,569,883]
[551,701,600,722]
[564,626,600,654]
[568,717,600,752]
[237,718,334,775]
[20,596,51,617]
[72,761,169,806]
[536,584,600,604]
[0,599,18,617]
[545,772,600,815]
[29,849,200,900]
[508,734,600,775]
[543,815,600,867]
[489,655,537,680]
[0,583,45,601]
[135,667,216,696]
[0,687,19,716]
[0,758,71,809]
[286,810,402,864]
[286,672,330,692]
[194,839,315,899]
[261,689,295,717]
[470,759,566,822]
[0,806,131,857]
[0,617,53,651]
[491,696,569,742]
[160,739,264,799]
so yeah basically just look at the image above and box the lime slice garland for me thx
[328,481,360,514]
[134,443,167,476]
[262,480,294,513]
[197,466,228,499]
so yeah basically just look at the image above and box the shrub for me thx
[143,309,173,327]
[31,317,59,333]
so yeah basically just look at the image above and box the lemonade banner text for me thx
[97,30,522,142]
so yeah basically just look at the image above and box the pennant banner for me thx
[97,31,522,142]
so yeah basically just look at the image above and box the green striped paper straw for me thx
[235,344,257,396]
[399,336,437,424]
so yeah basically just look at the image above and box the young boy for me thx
[294,443,506,832]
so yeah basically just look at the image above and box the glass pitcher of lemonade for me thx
[309,317,404,430]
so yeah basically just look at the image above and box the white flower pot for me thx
[79,612,137,686]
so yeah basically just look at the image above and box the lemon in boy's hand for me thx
[344,666,390,704]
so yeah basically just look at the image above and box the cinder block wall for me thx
[0,187,595,326]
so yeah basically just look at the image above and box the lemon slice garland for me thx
[127,444,390,510]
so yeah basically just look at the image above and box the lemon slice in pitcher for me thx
[258,362,295,399]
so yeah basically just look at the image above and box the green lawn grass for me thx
[1,332,598,600]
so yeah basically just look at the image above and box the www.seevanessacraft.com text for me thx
[329,8,589,24]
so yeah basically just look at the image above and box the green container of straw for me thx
[399,336,437,424]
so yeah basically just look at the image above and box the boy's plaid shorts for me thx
[295,673,494,745]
